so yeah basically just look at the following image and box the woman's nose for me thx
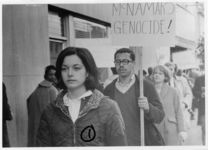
[67,68,73,76]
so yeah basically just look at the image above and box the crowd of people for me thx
[142,61,205,145]
[3,47,205,146]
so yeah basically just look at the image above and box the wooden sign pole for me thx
[131,46,145,146]
[139,47,145,146]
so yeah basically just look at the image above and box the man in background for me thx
[193,74,205,145]
[104,48,164,145]
[27,65,58,146]
[165,62,193,131]
[145,67,153,83]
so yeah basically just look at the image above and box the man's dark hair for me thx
[143,70,147,76]
[138,70,147,76]
[44,65,56,80]
[111,67,117,75]
[114,48,135,61]
[55,47,99,90]
[148,67,153,76]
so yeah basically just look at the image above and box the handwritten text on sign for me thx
[111,3,175,46]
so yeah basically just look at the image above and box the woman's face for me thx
[61,55,88,90]
[153,68,165,84]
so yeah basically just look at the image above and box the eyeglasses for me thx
[114,59,133,65]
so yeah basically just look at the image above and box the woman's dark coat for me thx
[36,89,127,146]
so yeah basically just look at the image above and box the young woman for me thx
[152,65,187,145]
[36,47,127,146]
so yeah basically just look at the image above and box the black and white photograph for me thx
[2,0,206,148]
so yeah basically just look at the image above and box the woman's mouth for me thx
[67,79,76,82]
[119,69,126,72]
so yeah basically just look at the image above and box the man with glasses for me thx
[104,48,165,146]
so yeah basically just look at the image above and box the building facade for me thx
[2,2,204,146]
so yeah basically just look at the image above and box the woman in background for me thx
[152,65,186,145]
[36,47,127,146]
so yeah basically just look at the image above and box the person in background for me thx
[36,47,127,146]
[44,65,59,90]
[188,69,201,111]
[143,70,147,77]
[138,70,147,79]
[27,65,58,147]
[2,83,13,147]
[176,69,183,77]
[152,65,187,145]
[145,67,153,82]
[192,74,205,145]
[176,68,195,120]
[165,62,193,130]
[104,48,165,146]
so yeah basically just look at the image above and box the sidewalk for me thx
[184,109,203,145]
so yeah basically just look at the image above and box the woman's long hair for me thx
[55,47,99,91]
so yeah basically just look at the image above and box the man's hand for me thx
[138,97,149,112]
[178,131,187,144]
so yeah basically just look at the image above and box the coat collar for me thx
[106,74,140,99]
[39,80,53,87]
[52,89,105,119]
[159,83,169,99]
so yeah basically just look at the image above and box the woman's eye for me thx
[61,68,67,71]
[74,67,81,70]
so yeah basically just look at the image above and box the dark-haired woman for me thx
[152,65,187,145]
[36,47,127,146]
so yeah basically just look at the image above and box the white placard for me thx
[111,3,176,46]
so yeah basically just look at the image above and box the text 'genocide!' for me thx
[112,3,175,35]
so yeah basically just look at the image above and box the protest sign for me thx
[111,3,175,46]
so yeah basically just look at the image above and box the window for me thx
[48,10,68,65]
[48,11,66,38]
[74,18,108,38]
[50,40,63,65]
[48,7,110,65]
